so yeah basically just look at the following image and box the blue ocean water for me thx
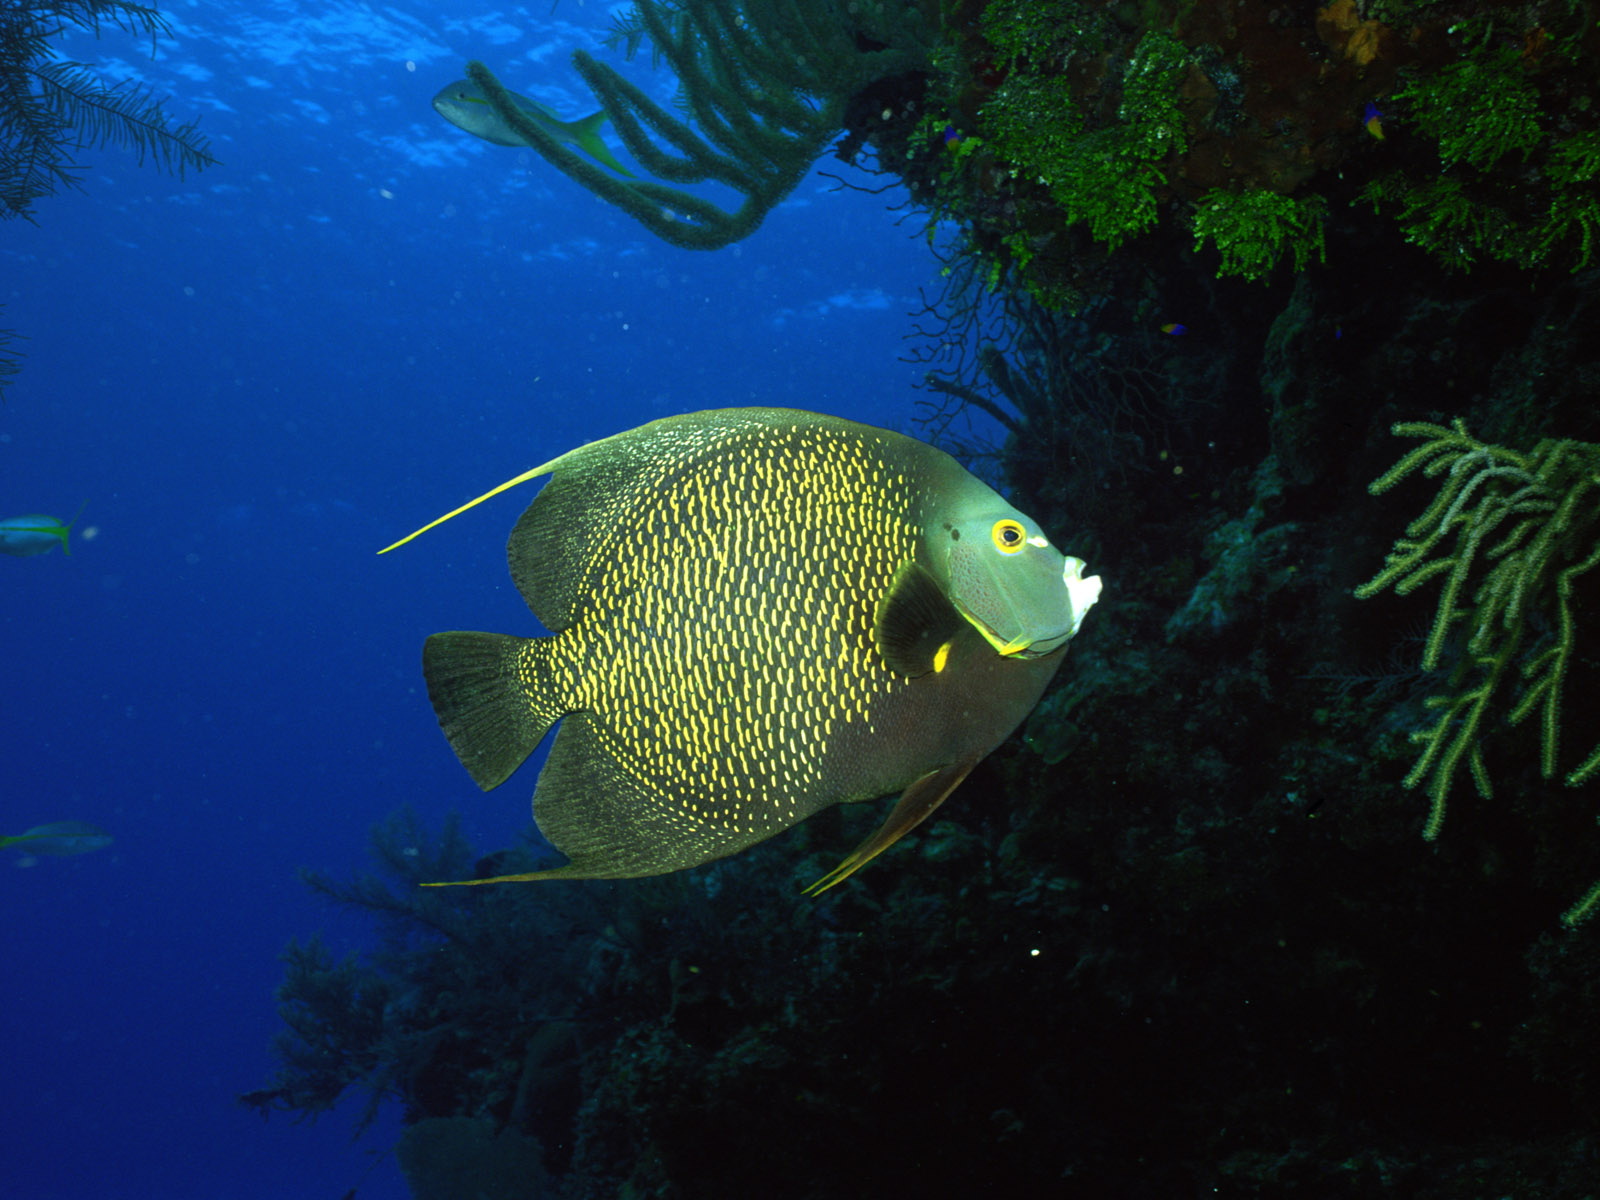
[0,5,951,1196]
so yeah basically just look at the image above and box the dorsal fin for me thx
[378,462,556,554]
[505,409,827,632]
[873,560,966,677]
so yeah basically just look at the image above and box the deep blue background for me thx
[0,3,959,1195]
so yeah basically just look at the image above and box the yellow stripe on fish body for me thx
[409,409,1101,888]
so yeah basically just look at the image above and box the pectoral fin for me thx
[804,753,981,895]
[873,560,966,677]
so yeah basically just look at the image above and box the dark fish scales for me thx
[385,408,1101,890]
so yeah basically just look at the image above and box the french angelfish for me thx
[383,409,1101,891]
[432,80,635,177]
[0,502,86,556]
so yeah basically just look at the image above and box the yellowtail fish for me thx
[432,79,634,177]
[0,502,86,556]
[383,409,1101,891]
[0,821,112,856]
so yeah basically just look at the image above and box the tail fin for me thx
[422,631,563,790]
[571,110,635,177]
[62,500,87,555]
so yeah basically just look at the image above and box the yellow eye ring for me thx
[991,519,1026,554]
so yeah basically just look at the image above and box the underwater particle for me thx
[383,409,1102,892]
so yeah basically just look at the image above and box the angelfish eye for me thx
[991,519,1026,554]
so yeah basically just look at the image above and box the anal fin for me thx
[424,711,735,887]
[803,753,981,895]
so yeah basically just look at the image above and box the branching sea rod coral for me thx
[0,0,217,223]
[0,0,217,395]
[1356,420,1600,923]
[468,0,933,249]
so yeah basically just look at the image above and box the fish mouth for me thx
[1060,556,1103,634]
[1028,557,1102,655]
[960,556,1103,659]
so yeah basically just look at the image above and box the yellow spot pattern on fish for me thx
[529,422,920,849]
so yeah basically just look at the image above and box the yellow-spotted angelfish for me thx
[382,409,1101,892]
[432,79,634,177]
[0,502,85,557]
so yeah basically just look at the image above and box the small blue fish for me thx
[1363,102,1385,140]
[0,502,86,557]
[942,124,963,146]
[1160,322,1188,336]
[0,821,113,857]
